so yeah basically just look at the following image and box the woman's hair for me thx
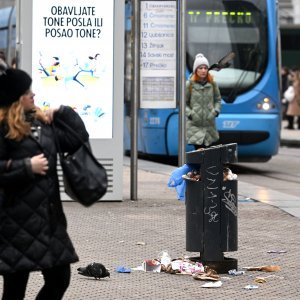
[0,100,48,141]
[191,72,214,83]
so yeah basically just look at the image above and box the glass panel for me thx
[186,0,268,97]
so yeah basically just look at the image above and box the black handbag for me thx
[52,120,108,207]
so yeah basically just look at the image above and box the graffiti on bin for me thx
[204,166,220,223]
[221,188,237,216]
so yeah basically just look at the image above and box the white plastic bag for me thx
[283,86,295,102]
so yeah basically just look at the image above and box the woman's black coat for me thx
[0,106,89,274]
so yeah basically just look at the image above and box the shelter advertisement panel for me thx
[31,0,114,139]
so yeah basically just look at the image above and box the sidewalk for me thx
[1,122,299,299]
[7,159,299,300]
[280,119,300,147]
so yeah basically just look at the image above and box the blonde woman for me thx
[0,67,89,300]
[186,53,221,149]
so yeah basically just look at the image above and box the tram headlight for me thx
[256,98,274,111]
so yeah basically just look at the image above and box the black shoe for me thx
[284,126,294,130]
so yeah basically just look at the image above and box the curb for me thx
[280,139,300,148]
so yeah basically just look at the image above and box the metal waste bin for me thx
[184,143,238,273]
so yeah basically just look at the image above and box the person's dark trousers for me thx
[36,264,71,300]
[2,270,29,300]
[285,115,294,129]
[2,264,71,300]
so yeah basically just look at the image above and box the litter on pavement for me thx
[201,281,223,288]
[242,265,281,272]
[228,269,245,276]
[267,250,287,254]
[244,284,259,290]
[116,266,131,273]
[254,277,267,284]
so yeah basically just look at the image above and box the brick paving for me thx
[1,165,298,299]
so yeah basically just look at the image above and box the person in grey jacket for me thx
[0,67,89,299]
[186,53,221,149]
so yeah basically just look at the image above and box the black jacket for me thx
[0,106,89,274]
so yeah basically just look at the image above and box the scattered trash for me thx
[131,254,224,285]
[77,262,110,279]
[116,266,131,273]
[168,164,194,187]
[228,269,245,276]
[163,262,180,274]
[168,162,236,201]
[180,260,202,275]
[164,259,204,275]
[157,251,171,268]
[182,170,201,181]
[136,241,146,246]
[267,250,287,254]
[192,268,220,281]
[131,265,144,271]
[167,164,196,201]
[182,167,237,182]
[223,167,238,181]
[201,281,223,288]
[254,277,267,284]
[243,265,281,272]
[244,285,259,290]
[142,260,161,272]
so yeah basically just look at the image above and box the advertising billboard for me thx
[31,0,114,139]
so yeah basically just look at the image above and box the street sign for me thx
[140,1,177,108]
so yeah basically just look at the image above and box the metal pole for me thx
[6,6,14,65]
[131,0,140,200]
[15,0,21,68]
[178,0,186,166]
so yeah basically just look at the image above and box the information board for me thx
[140,1,177,109]
[31,0,114,139]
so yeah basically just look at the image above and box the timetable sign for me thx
[140,1,177,109]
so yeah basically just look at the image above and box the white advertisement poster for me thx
[31,0,114,139]
[140,1,177,109]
